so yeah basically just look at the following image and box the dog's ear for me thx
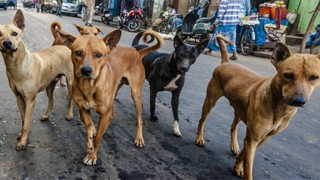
[57,30,77,48]
[13,9,25,31]
[96,27,102,34]
[271,42,292,66]
[196,39,209,54]
[73,23,84,34]
[103,29,122,50]
[173,35,184,49]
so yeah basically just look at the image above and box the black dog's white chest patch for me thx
[164,74,181,91]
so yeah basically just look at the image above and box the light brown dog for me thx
[0,10,74,150]
[50,22,102,86]
[58,29,163,165]
[195,35,320,180]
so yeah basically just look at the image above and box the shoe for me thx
[229,54,238,60]
[87,23,93,27]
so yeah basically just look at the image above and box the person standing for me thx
[204,0,242,60]
[84,0,95,26]
[56,0,63,17]
[239,0,251,19]
[197,0,211,18]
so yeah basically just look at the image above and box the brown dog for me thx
[50,22,102,86]
[0,10,74,150]
[195,35,320,180]
[58,29,163,165]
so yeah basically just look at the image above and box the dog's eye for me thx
[283,73,294,80]
[11,32,18,36]
[95,53,102,58]
[75,51,82,57]
[309,75,319,81]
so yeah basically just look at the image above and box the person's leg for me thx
[228,25,238,60]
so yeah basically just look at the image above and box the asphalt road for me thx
[0,8,320,180]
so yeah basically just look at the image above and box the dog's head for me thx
[0,9,25,53]
[172,35,208,73]
[74,24,102,36]
[271,43,320,107]
[58,29,121,79]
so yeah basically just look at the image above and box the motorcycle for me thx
[95,3,108,15]
[152,11,183,34]
[117,7,144,32]
[101,8,113,25]
[176,6,215,43]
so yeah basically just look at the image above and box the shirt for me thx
[239,0,251,18]
[216,0,242,26]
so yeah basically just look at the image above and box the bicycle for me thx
[237,15,260,56]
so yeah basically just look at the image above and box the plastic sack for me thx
[286,12,297,24]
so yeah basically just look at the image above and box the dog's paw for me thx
[134,137,145,148]
[234,163,244,177]
[83,153,97,165]
[65,114,73,121]
[40,115,49,121]
[195,138,205,147]
[16,141,27,151]
[231,142,240,155]
[173,121,182,137]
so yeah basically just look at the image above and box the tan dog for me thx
[195,35,320,180]
[58,29,163,165]
[0,10,74,150]
[50,22,102,86]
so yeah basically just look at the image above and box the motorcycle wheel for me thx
[127,19,141,32]
[101,16,112,25]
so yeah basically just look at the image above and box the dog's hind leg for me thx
[149,87,158,121]
[65,76,74,120]
[41,80,58,121]
[171,89,182,137]
[127,72,145,147]
[230,112,241,155]
[195,78,223,147]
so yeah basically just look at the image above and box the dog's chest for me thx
[164,74,181,91]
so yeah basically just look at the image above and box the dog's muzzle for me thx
[0,40,18,52]
[81,66,93,78]
[288,95,307,107]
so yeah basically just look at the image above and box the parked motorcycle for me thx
[176,6,215,43]
[117,7,144,32]
[95,3,108,15]
[152,11,183,34]
[101,8,113,25]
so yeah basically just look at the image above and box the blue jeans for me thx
[56,7,62,15]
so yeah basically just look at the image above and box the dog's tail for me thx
[216,35,233,64]
[131,30,156,47]
[51,21,62,39]
[132,30,163,57]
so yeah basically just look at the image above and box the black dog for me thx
[132,32,208,136]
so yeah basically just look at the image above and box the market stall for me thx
[253,0,289,47]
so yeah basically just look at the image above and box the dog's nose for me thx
[179,66,189,72]
[290,96,307,107]
[3,40,12,48]
[81,66,92,76]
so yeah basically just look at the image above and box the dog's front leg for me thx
[83,109,112,165]
[15,95,26,140]
[16,96,36,150]
[171,90,182,137]
[131,85,145,147]
[243,136,259,180]
[149,88,158,121]
[79,109,96,158]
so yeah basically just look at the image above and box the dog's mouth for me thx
[285,96,307,107]
[178,66,189,73]
[0,47,18,53]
